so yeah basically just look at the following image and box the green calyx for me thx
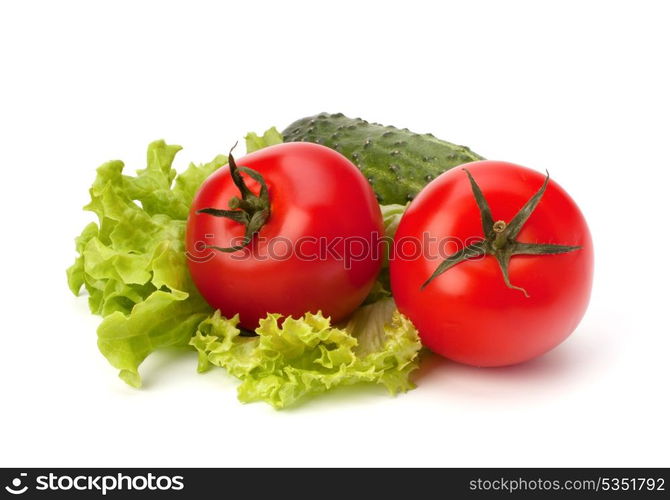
[421,169,581,296]
[197,144,270,253]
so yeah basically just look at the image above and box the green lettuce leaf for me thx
[190,298,420,409]
[363,203,408,304]
[380,203,407,241]
[67,140,226,386]
[68,131,422,407]
[244,127,283,153]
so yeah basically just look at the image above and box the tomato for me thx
[186,142,383,330]
[390,160,593,367]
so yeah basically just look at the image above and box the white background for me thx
[1,0,668,467]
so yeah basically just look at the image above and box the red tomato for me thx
[186,142,383,330]
[390,160,593,367]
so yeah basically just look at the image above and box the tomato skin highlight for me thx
[186,142,383,330]
[390,160,594,367]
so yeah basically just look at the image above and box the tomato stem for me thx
[492,220,508,250]
[196,144,271,253]
[421,169,582,295]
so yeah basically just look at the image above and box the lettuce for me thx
[68,131,421,407]
[362,203,408,304]
[244,126,283,153]
[191,299,420,409]
[67,141,226,386]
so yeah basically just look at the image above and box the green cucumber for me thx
[282,113,484,204]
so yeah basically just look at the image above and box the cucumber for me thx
[282,113,484,204]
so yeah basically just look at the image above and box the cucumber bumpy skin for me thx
[282,113,484,204]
